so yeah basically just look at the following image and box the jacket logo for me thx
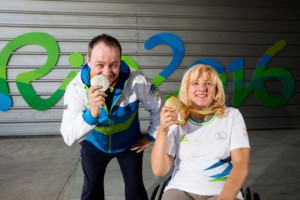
[215,131,226,141]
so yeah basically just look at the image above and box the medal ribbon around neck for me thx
[189,107,216,115]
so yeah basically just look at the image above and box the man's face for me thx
[87,42,121,86]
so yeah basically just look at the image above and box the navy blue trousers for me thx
[80,140,148,200]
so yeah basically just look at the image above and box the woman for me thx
[151,64,250,200]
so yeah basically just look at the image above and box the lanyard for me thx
[189,107,216,115]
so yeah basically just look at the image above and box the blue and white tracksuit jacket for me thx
[60,61,164,153]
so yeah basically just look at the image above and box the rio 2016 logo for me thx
[0,32,294,111]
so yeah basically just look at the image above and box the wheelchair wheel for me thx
[253,192,261,200]
[150,185,160,200]
[150,176,172,200]
[242,186,261,200]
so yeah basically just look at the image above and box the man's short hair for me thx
[88,33,122,57]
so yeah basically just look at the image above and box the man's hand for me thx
[88,85,107,118]
[131,134,153,153]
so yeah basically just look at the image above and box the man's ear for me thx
[86,54,90,63]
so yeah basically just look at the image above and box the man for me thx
[60,33,164,200]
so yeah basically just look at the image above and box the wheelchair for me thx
[150,176,261,200]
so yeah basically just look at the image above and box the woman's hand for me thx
[160,106,180,132]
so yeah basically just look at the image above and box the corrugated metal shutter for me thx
[0,0,299,136]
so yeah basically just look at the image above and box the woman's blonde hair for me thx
[179,64,226,119]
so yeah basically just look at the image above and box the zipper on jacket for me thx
[107,78,129,153]
[108,115,112,153]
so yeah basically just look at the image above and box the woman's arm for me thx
[151,126,174,176]
[151,106,178,176]
[218,147,250,200]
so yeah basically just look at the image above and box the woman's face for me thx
[188,72,216,110]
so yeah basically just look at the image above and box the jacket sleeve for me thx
[135,72,165,140]
[60,79,96,146]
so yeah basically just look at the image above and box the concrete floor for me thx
[0,129,299,200]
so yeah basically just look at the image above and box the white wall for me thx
[0,0,299,135]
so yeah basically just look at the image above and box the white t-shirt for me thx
[165,108,250,198]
